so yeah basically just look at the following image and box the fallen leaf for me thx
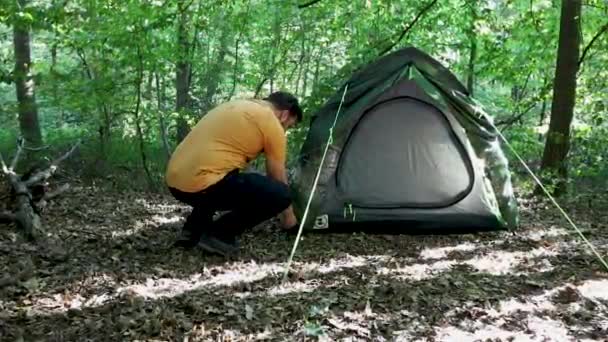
[245,304,254,320]
[20,277,40,291]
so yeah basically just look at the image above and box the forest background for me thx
[1,0,607,196]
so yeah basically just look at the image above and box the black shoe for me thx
[218,235,240,248]
[173,227,200,248]
[173,238,199,248]
[198,234,240,258]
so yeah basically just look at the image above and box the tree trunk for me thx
[156,72,171,162]
[76,48,111,160]
[228,0,251,100]
[302,40,312,97]
[312,50,321,92]
[200,27,230,113]
[539,0,582,195]
[466,0,477,96]
[135,47,154,189]
[175,0,192,143]
[295,36,305,96]
[538,97,547,142]
[229,37,240,99]
[13,0,42,147]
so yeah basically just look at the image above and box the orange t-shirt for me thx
[165,99,286,192]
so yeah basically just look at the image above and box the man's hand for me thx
[266,156,300,231]
[280,205,298,230]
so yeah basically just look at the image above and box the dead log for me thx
[0,138,80,243]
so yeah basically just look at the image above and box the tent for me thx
[289,46,519,233]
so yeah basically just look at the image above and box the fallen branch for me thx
[10,137,24,171]
[37,184,71,211]
[1,138,79,242]
[0,151,8,174]
[43,183,70,201]
[24,141,80,187]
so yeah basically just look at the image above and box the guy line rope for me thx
[281,89,608,283]
[281,83,349,282]
[487,121,608,271]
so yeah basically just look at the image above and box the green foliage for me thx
[570,126,608,179]
[0,0,607,191]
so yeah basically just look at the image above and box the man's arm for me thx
[265,156,298,229]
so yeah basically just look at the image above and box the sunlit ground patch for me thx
[523,226,571,241]
[110,214,182,237]
[462,247,558,275]
[434,316,573,341]
[120,262,285,299]
[418,242,477,260]
[134,199,184,213]
[26,275,118,315]
[378,246,561,281]
[433,279,608,341]
[377,259,458,281]
[264,280,321,297]
[577,279,608,300]
[315,254,390,274]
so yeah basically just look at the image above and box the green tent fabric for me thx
[290,46,519,232]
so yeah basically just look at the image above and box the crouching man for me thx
[165,92,302,258]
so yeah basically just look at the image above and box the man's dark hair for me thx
[263,91,303,123]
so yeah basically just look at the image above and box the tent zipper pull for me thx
[346,203,356,221]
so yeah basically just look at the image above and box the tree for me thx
[175,0,193,143]
[466,0,477,95]
[539,0,582,195]
[13,0,42,147]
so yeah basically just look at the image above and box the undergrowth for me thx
[1,124,607,194]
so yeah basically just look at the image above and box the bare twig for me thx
[53,141,81,166]
[578,21,608,67]
[496,77,552,129]
[22,144,49,152]
[496,102,537,128]
[24,141,80,187]
[0,151,8,173]
[10,138,25,171]
[378,0,438,56]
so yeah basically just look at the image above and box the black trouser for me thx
[169,170,292,243]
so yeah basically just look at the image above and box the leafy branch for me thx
[496,77,552,129]
[578,21,608,67]
[298,0,323,9]
[378,0,438,56]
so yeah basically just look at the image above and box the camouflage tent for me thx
[290,46,519,232]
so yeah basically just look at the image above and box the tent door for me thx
[336,97,474,209]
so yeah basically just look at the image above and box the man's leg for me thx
[169,187,216,248]
[202,172,292,243]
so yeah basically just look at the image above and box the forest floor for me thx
[1,184,607,341]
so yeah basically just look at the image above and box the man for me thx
[165,91,302,258]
